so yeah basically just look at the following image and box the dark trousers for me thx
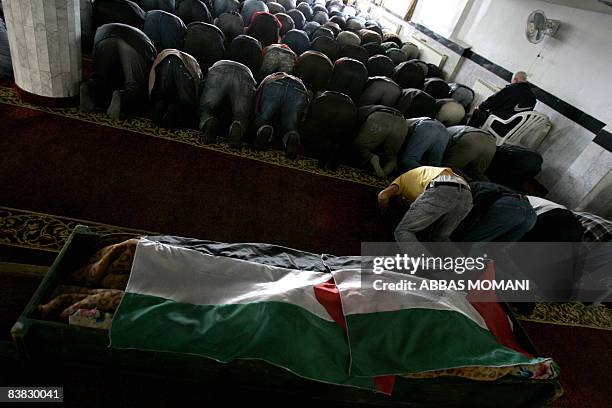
[215,10,244,41]
[0,18,11,79]
[293,52,333,93]
[358,78,401,107]
[151,55,199,128]
[486,144,543,190]
[516,210,585,300]
[302,91,357,169]
[455,196,536,242]
[328,59,368,101]
[247,15,280,47]
[227,35,263,75]
[93,0,146,29]
[175,0,212,24]
[183,23,225,72]
[143,10,186,52]
[199,61,256,131]
[521,209,585,242]
[87,38,150,114]
[282,29,311,56]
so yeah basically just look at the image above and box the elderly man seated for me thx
[469,71,536,130]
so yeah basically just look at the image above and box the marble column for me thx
[3,0,81,98]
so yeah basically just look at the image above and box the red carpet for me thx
[521,321,611,407]
[0,103,393,255]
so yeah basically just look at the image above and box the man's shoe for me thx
[369,154,385,178]
[79,82,95,112]
[200,118,218,144]
[255,125,273,150]
[106,90,122,120]
[229,121,243,149]
[284,131,299,160]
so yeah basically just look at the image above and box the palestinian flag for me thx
[110,237,552,395]
[110,238,379,391]
[332,268,551,377]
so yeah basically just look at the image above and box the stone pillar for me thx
[3,0,81,99]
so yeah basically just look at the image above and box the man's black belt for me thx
[428,181,470,191]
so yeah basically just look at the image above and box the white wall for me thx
[456,0,612,124]
[369,0,612,214]
[411,0,469,38]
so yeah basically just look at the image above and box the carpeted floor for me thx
[521,321,612,407]
[0,102,394,256]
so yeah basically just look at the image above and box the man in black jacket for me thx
[468,71,536,129]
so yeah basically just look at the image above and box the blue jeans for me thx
[256,75,308,143]
[457,196,536,242]
[144,10,186,51]
[399,119,450,172]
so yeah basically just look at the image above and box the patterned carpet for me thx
[0,86,387,189]
[1,206,610,331]
[0,207,154,253]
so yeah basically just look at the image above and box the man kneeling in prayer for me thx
[80,23,156,119]
[149,49,203,129]
[378,166,473,243]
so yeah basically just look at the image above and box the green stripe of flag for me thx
[111,292,375,390]
[346,308,546,377]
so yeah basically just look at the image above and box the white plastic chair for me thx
[482,111,552,150]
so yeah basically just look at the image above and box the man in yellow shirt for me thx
[378,166,473,242]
